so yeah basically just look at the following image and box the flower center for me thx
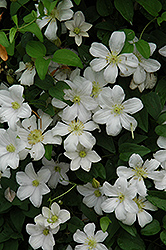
[134,52,143,63]
[6,143,16,152]
[54,165,61,172]
[94,189,101,197]
[32,179,39,187]
[111,104,124,115]
[73,27,80,35]
[11,101,20,110]
[133,167,147,179]
[79,150,87,158]
[133,197,145,212]
[28,129,44,145]
[106,53,120,65]
[43,228,49,236]
[50,7,59,19]
[91,81,101,98]
[73,95,81,104]
[86,237,97,249]
[118,192,125,203]
[68,119,84,135]
[26,62,34,70]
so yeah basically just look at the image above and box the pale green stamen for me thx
[73,95,81,104]
[54,166,61,172]
[32,180,39,187]
[133,166,147,179]
[47,215,58,224]
[106,53,121,64]
[118,192,125,203]
[28,129,44,145]
[79,150,87,158]
[133,197,145,212]
[43,228,49,236]
[11,101,20,110]
[68,119,84,135]
[6,144,16,152]
[111,104,124,115]
[94,189,101,197]
[50,7,59,19]
[74,27,81,35]
[86,237,97,249]
[91,81,101,98]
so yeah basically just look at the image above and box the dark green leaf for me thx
[119,143,151,161]
[141,92,162,119]
[163,215,166,230]
[44,144,53,161]
[3,240,18,250]
[123,29,135,40]
[134,108,148,132]
[35,57,50,80]
[10,208,25,232]
[147,190,166,211]
[141,219,161,235]
[9,27,17,44]
[155,124,166,137]
[49,81,70,101]
[52,49,83,68]
[94,130,116,153]
[78,44,93,65]
[6,40,15,56]
[119,222,137,237]
[96,0,113,16]
[136,0,162,17]
[160,230,166,245]
[95,20,116,31]
[121,41,134,53]
[35,75,54,90]
[23,11,36,23]
[73,0,81,5]
[155,79,166,107]
[117,231,145,250]
[26,41,46,58]
[157,112,166,125]
[81,203,97,223]
[20,23,43,42]
[114,0,134,23]
[100,216,111,232]
[10,0,30,16]
[135,39,150,59]
[68,216,84,233]
[12,15,18,26]
[0,32,10,47]
[92,163,106,179]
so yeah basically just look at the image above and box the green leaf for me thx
[44,144,53,161]
[141,219,161,236]
[136,0,162,17]
[41,0,58,13]
[117,231,145,250]
[12,15,18,26]
[23,11,37,23]
[141,92,162,119]
[96,0,113,16]
[49,81,70,101]
[78,44,93,65]
[35,75,54,90]
[123,29,135,40]
[119,143,151,161]
[134,108,148,132]
[10,208,25,232]
[100,216,111,232]
[10,0,30,16]
[3,240,18,250]
[155,79,166,107]
[35,57,50,80]
[6,40,15,56]
[0,32,10,47]
[75,168,93,183]
[26,41,46,58]
[81,203,97,223]
[20,23,43,42]
[160,230,166,245]
[135,39,150,59]
[121,41,134,53]
[52,49,83,68]
[92,163,106,179]
[73,0,81,5]
[119,222,137,237]
[114,0,134,23]
[95,20,116,31]
[163,215,166,230]
[93,130,116,153]
[68,216,84,233]
[147,190,166,211]
[155,124,166,137]
[9,27,17,44]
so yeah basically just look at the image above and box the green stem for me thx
[139,17,157,40]
[48,183,77,204]
[18,19,36,30]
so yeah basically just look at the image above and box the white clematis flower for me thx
[15,61,36,86]
[18,110,62,161]
[26,216,59,250]
[52,118,98,151]
[0,128,26,172]
[0,0,7,8]
[35,202,70,229]
[0,84,31,130]
[154,136,166,166]
[131,41,161,86]
[65,11,92,46]
[89,31,138,83]
[93,85,143,136]
[117,153,161,196]
[41,157,69,189]
[130,72,157,92]
[62,76,98,121]
[77,181,106,215]
[36,0,73,41]
[64,143,101,172]
[101,178,138,221]
[73,223,108,250]
[159,45,166,57]
[16,162,51,207]
[122,196,157,228]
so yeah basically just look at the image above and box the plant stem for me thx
[139,17,157,40]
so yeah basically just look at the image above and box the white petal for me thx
[120,113,137,131]
[157,136,166,149]
[109,31,125,55]
[112,85,125,104]
[17,185,34,200]
[117,166,134,179]
[90,42,110,58]
[73,229,87,243]
[44,20,58,41]
[90,58,108,72]
[101,198,119,213]
[123,98,143,114]
[93,109,112,125]
[75,35,82,46]
[84,223,95,237]
[104,64,118,83]
[95,231,108,242]
[115,202,126,220]
[140,58,161,72]
[133,66,146,85]
[129,153,143,168]
[106,115,122,136]
[137,210,153,227]
[83,194,97,207]
[159,45,166,57]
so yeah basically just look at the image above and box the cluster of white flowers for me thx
[0,5,165,246]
